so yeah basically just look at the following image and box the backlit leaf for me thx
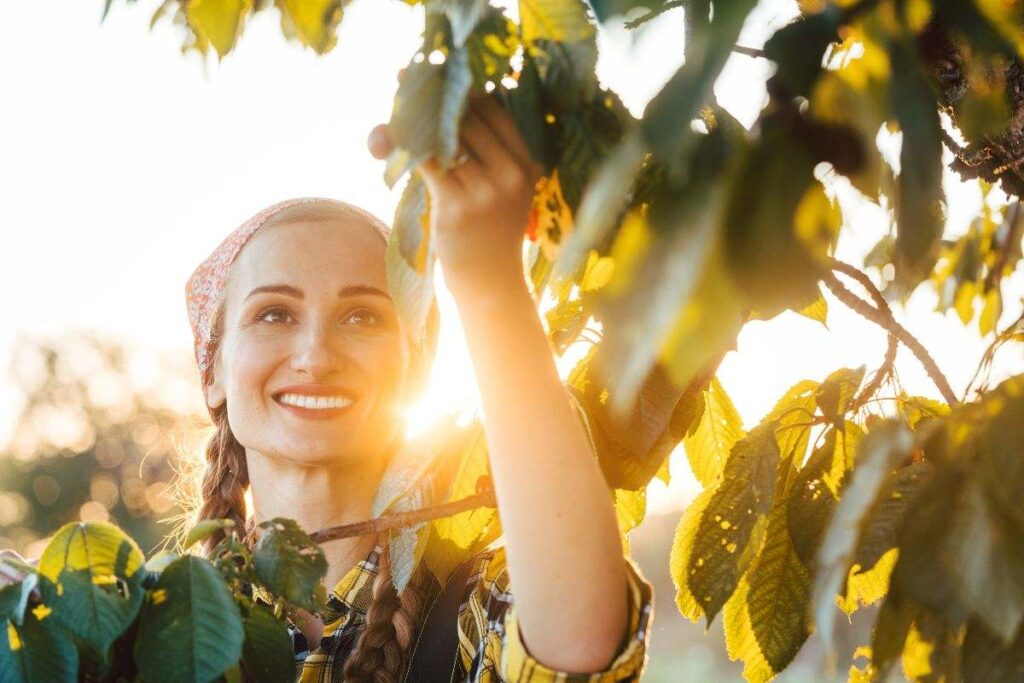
[812,420,915,651]
[689,421,781,624]
[37,521,146,656]
[723,505,811,682]
[277,0,345,54]
[681,375,745,489]
[186,0,251,58]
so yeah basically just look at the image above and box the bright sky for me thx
[2,0,1022,514]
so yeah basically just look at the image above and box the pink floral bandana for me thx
[185,197,391,408]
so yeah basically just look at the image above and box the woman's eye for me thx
[346,309,380,327]
[256,307,291,324]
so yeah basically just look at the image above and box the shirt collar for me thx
[319,541,385,625]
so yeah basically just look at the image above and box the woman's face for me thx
[206,216,412,469]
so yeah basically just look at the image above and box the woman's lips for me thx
[274,393,358,419]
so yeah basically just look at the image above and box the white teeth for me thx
[277,393,354,410]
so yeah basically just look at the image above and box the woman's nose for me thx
[289,323,350,378]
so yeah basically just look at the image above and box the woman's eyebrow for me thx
[243,284,392,302]
[244,284,303,302]
[339,285,392,301]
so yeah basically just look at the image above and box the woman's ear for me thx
[205,355,227,411]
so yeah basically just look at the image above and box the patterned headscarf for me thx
[185,197,392,412]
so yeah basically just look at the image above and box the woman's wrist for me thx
[442,258,531,312]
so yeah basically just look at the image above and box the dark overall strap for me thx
[403,556,478,683]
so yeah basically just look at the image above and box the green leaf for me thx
[762,5,842,99]
[786,426,852,566]
[519,0,598,111]
[386,175,438,346]
[641,0,758,179]
[558,89,633,209]
[852,461,932,574]
[947,479,1024,645]
[184,518,236,551]
[812,420,915,651]
[552,131,647,280]
[974,374,1024,528]
[722,123,827,317]
[670,488,715,624]
[962,617,1024,683]
[0,576,37,627]
[134,555,244,683]
[567,349,695,490]
[252,518,328,612]
[681,375,745,489]
[598,123,739,408]
[464,4,518,87]
[888,38,944,293]
[723,505,811,683]
[689,421,781,624]
[0,606,78,683]
[240,602,293,683]
[814,365,866,427]
[36,521,146,656]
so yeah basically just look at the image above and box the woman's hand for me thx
[368,93,542,299]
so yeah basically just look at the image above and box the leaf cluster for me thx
[0,515,326,682]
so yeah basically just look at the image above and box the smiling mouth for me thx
[273,393,356,412]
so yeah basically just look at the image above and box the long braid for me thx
[341,542,429,683]
[196,403,253,557]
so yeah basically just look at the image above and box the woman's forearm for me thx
[448,269,628,673]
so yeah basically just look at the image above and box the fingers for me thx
[470,94,540,175]
[458,106,515,175]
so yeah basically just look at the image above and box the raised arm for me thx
[377,93,629,673]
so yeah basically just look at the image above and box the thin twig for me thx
[308,489,497,544]
[984,201,1023,294]
[823,258,960,406]
[732,45,766,59]
[624,0,686,30]
[962,309,1024,401]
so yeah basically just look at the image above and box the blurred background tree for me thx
[0,331,207,560]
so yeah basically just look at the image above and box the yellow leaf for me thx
[520,0,595,44]
[953,280,977,325]
[979,287,1002,336]
[796,289,829,326]
[614,487,646,555]
[185,0,252,58]
[528,170,574,262]
[681,375,745,488]
[580,249,614,292]
[278,0,344,54]
[901,621,935,681]
[794,184,842,264]
[605,209,651,297]
[670,489,714,623]
[6,622,21,651]
[837,547,898,615]
[38,521,145,585]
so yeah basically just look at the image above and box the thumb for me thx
[367,124,395,160]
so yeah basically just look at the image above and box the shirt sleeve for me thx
[458,545,654,683]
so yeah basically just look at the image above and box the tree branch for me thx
[823,258,960,406]
[308,489,497,544]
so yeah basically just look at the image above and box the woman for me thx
[7,93,655,682]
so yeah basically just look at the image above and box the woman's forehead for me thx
[228,218,389,298]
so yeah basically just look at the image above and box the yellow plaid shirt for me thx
[287,540,654,682]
